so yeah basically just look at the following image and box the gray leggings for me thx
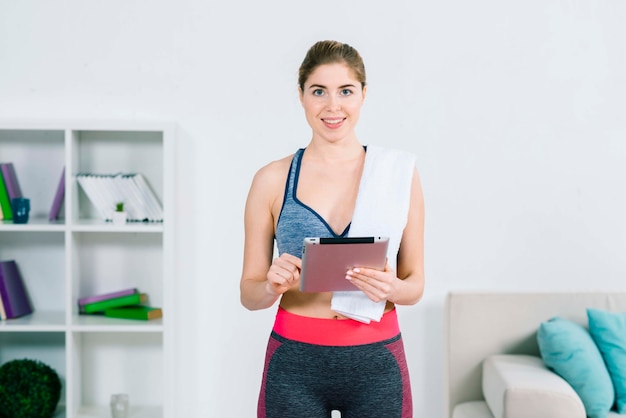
[258,331,412,418]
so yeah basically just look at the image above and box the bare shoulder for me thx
[247,153,294,209]
[245,153,294,224]
[252,154,293,187]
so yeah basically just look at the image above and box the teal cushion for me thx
[537,317,614,418]
[588,308,626,413]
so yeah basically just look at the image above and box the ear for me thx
[362,85,367,101]
[298,86,304,105]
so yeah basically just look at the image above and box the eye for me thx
[312,89,324,96]
[340,89,353,96]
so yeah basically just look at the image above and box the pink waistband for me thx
[272,307,400,346]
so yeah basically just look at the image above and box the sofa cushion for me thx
[537,317,614,418]
[453,401,494,418]
[588,308,626,413]
[482,354,585,418]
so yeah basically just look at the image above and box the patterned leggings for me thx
[257,308,412,418]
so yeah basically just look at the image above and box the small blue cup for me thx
[11,197,30,224]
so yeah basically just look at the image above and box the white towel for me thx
[331,145,416,323]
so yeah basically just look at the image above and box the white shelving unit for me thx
[0,120,175,418]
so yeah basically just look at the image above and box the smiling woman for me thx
[299,62,366,143]
[297,41,367,146]
[240,40,425,418]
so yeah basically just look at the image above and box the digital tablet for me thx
[299,236,389,292]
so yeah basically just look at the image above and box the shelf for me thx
[70,219,164,233]
[0,120,174,417]
[77,405,161,418]
[0,218,66,231]
[72,314,163,332]
[0,311,65,331]
[0,219,163,233]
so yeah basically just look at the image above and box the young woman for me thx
[240,40,425,418]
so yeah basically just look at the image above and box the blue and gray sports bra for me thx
[275,148,351,258]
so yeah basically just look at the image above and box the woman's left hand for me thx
[345,260,399,303]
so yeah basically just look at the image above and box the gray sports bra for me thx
[275,148,350,258]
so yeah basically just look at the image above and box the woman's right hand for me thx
[266,253,302,296]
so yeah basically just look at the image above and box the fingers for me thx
[273,255,301,279]
[346,268,381,289]
[345,265,396,302]
[267,253,301,293]
[279,253,302,269]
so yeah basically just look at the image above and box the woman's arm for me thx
[240,160,302,311]
[390,167,425,305]
[240,165,280,310]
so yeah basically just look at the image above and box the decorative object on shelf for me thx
[11,197,30,224]
[110,393,130,418]
[0,259,33,320]
[112,201,127,225]
[0,358,62,418]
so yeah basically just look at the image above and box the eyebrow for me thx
[308,84,357,90]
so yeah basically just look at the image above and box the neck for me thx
[305,138,364,163]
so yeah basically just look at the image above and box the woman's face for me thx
[299,62,366,144]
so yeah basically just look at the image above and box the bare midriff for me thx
[279,290,395,319]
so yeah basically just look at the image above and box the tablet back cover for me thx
[299,237,389,292]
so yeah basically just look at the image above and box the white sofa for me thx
[445,292,626,418]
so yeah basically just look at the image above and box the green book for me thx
[104,305,162,320]
[81,292,147,314]
[0,171,12,220]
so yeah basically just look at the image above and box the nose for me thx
[327,94,341,111]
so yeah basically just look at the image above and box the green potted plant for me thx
[0,358,62,418]
[112,201,127,225]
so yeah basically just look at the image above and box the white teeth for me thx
[324,119,343,124]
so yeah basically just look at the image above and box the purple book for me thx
[49,167,65,220]
[0,260,33,319]
[0,163,23,200]
[78,288,138,307]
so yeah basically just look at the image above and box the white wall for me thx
[2,1,626,416]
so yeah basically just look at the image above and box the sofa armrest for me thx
[482,354,585,418]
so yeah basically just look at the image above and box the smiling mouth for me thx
[322,118,345,125]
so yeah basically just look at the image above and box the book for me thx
[49,166,65,220]
[78,287,138,306]
[76,174,110,221]
[0,287,6,320]
[0,170,12,220]
[104,305,163,320]
[0,163,24,201]
[76,172,163,222]
[0,260,34,319]
[80,292,147,314]
[133,174,163,221]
